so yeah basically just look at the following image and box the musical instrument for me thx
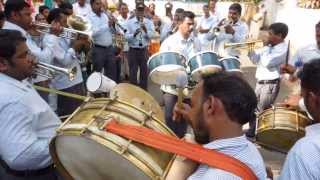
[187,51,222,82]
[34,62,77,81]
[104,10,127,33]
[219,57,241,73]
[256,105,311,153]
[209,19,233,37]
[86,72,117,94]
[110,83,165,122]
[148,51,187,85]
[224,40,264,53]
[50,85,175,180]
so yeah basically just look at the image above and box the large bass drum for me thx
[148,51,186,85]
[256,105,310,153]
[50,85,175,180]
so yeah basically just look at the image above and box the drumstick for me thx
[176,71,188,108]
[285,40,290,65]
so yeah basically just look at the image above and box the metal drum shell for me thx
[147,51,186,85]
[256,106,310,153]
[219,57,241,72]
[50,98,176,180]
[187,51,222,82]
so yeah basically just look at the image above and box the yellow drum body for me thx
[256,106,310,153]
[50,98,175,180]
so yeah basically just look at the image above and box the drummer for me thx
[279,59,320,179]
[0,29,61,179]
[160,10,201,138]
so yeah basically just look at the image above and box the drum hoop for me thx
[86,72,103,92]
[258,106,310,119]
[147,51,186,66]
[219,56,240,62]
[187,51,219,64]
[191,65,222,73]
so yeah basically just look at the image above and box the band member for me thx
[160,8,184,42]
[58,2,73,17]
[125,2,155,90]
[72,0,92,19]
[208,0,221,21]
[162,1,173,26]
[88,0,117,81]
[197,4,219,51]
[3,0,60,102]
[38,5,49,19]
[160,11,201,138]
[117,2,129,80]
[246,22,289,138]
[0,29,61,180]
[171,72,267,179]
[45,8,86,117]
[212,3,248,57]
[279,59,320,180]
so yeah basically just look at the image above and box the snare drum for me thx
[50,97,175,180]
[148,51,186,85]
[187,51,222,81]
[219,57,241,72]
[256,106,310,153]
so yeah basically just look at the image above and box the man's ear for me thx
[206,96,216,115]
[0,58,9,72]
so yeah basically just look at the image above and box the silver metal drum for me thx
[219,57,241,72]
[187,51,222,81]
[147,51,186,85]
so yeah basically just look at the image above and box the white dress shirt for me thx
[215,20,249,57]
[188,135,267,180]
[125,16,155,48]
[72,2,92,19]
[0,73,60,170]
[197,15,219,50]
[279,123,320,180]
[2,21,59,83]
[290,44,320,71]
[43,34,83,90]
[160,21,173,42]
[117,15,129,52]
[249,42,288,81]
[88,11,113,47]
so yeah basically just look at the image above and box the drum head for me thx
[110,83,165,122]
[220,57,241,72]
[86,72,102,92]
[53,135,151,180]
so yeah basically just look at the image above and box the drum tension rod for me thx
[119,139,133,155]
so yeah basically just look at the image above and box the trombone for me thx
[34,62,77,81]
[224,40,264,52]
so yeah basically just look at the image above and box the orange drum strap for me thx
[104,120,257,180]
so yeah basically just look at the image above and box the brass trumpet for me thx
[34,62,77,81]
[224,40,264,52]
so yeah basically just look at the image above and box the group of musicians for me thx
[0,0,320,179]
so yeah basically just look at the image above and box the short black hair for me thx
[202,72,257,125]
[299,59,320,95]
[39,5,49,14]
[180,10,195,22]
[4,0,30,19]
[59,2,73,15]
[269,22,288,39]
[175,8,184,14]
[0,29,26,63]
[47,8,63,24]
[203,4,209,9]
[229,3,242,15]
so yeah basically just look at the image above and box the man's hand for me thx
[224,24,235,35]
[173,102,191,123]
[140,23,147,33]
[280,64,296,75]
[134,28,141,37]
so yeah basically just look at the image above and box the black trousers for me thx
[128,47,148,90]
[92,45,117,81]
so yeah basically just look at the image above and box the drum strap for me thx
[104,120,257,180]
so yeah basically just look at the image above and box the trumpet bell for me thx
[68,15,90,32]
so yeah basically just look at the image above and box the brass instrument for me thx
[34,62,77,81]
[224,40,264,52]
[209,19,233,37]
[104,10,127,33]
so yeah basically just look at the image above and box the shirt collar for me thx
[3,21,28,38]
[203,135,248,150]
[175,31,194,44]
[305,123,320,137]
[0,73,31,92]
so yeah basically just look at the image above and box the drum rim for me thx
[187,51,219,64]
[86,72,103,92]
[147,51,186,66]
[149,65,186,85]
[219,56,240,62]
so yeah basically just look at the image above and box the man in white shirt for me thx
[208,0,220,21]
[160,11,201,138]
[247,22,289,137]
[171,72,267,179]
[72,0,92,19]
[88,0,117,81]
[45,8,86,117]
[279,59,320,180]
[211,3,248,57]
[0,29,61,180]
[160,8,184,43]
[3,0,61,102]
[125,2,155,90]
[117,2,129,80]
[197,4,219,51]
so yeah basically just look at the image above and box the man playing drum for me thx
[160,10,201,138]
[280,59,320,180]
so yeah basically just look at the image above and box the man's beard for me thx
[193,114,210,144]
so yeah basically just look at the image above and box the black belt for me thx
[0,158,55,177]
[94,44,112,49]
[130,47,146,50]
[258,79,280,84]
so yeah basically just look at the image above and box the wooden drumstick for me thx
[285,40,290,65]
[176,71,188,108]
